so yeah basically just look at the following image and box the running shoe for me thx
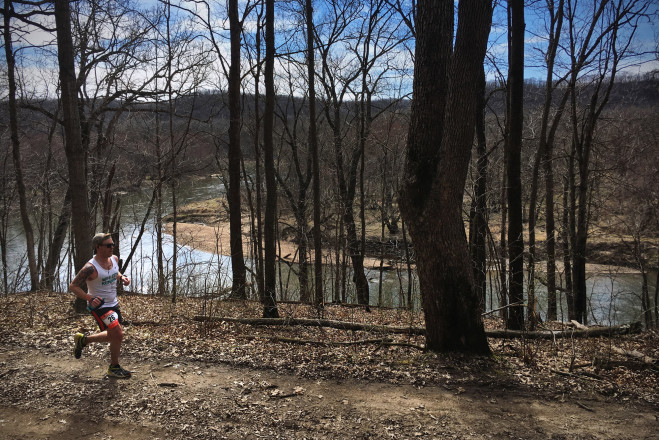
[73,333,86,359]
[107,364,132,379]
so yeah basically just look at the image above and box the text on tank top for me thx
[87,256,119,308]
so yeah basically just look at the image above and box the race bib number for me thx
[100,310,120,329]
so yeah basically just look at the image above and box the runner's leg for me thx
[107,323,124,365]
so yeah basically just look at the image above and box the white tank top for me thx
[87,256,119,308]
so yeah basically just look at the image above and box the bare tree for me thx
[315,0,371,306]
[262,0,279,317]
[54,0,93,311]
[526,0,568,323]
[400,0,491,353]
[307,0,323,307]
[506,0,525,330]
[226,0,248,298]
[565,0,650,324]
[2,0,43,291]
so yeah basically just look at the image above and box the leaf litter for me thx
[0,291,657,439]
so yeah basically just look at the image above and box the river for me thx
[2,176,654,326]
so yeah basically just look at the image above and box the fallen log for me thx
[593,356,658,371]
[610,346,656,365]
[592,346,659,371]
[485,323,642,339]
[238,335,425,350]
[193,316,426,335]
[193,316,642,339]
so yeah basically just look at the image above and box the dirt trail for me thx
[1,345,657,440]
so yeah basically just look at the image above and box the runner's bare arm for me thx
[69,264,96,301]
[117,273,130,286]
[113,256,130,286]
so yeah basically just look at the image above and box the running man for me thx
[69,232,132,378]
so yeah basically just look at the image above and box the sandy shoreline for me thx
[165,222,642,275]
[165,222,388,270]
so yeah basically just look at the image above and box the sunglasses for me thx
[101,243,115,248]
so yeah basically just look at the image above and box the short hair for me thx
[92,232,113,253]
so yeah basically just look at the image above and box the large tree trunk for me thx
[262,0,279,317]
[54,0,93,312]
[506,0,525,330]
[400,0,491,354]
[227,0,247,299]
[4,0,39,291]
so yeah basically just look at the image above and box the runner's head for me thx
[92,232,114,255]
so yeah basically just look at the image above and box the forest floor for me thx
[1,292,658,439]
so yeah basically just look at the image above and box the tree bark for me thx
[470,66,488,308]
[562,175,575,320]
[227,0,248,299]
[41,188,72,290]
[306,0,323,308]
[506,0,525,330]
[400,0,491,354]
[262,0,279,317]
[54,0,93,312]
[540,0,565,323]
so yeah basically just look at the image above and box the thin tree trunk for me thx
[41,188,72,290]
[358,12,374,310]
[471,66,488,309]
[561,176,574,321]
[379,154,386,306]
[506,0,525,330]
[544,152,557,321]
[262,0,279,317]
[401,218,412,310]
[541,0,565,322]
[297,196,310,303]
[654,258,658,328]
[171,177,178,302]
[228,0,247,299]
[155,109,166,296]
[306,0,322,308]
[304,0,324,306]
[527,136,542,329]
[166,0,178,303]
[4,0,39,291]
[252,11,265,301]
[499,163,508,320]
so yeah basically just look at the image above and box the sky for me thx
[3,0,658,101]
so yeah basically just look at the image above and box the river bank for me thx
[166,221,386,270]
[165,218,645,276]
